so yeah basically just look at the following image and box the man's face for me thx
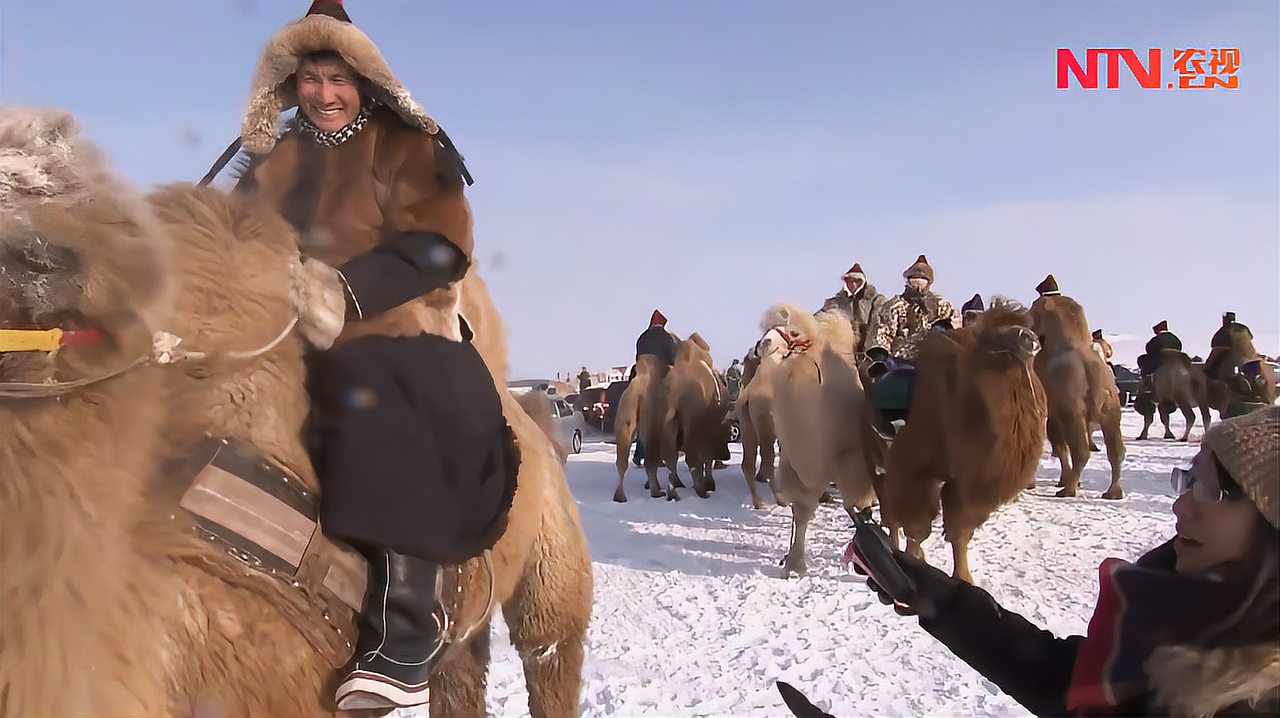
[296,56,362,132]
[906,277,929,293]
[843,276,865,294]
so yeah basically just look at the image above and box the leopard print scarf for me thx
[295,104,372,148]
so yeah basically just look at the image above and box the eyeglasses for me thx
[1170,466,1245,503]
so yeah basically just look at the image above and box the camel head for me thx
[972,298,1041,366]
[759,303,821,356]
[0,108,170,388]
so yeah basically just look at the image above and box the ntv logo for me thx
[1056,48,1240,89]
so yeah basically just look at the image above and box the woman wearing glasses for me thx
[837,406,1279,717]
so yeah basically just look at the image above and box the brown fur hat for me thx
[903,254,933,283]
[1203,405,1279,528]
[240,0,439,154]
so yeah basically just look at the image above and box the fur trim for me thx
[1146,643,1280,717]
[241,14,438,154]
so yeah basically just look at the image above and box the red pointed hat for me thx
[1035,274,1061,296]
[843,263,865,278]
[650,309,668,327]
[305,0,351,21]
[1152,320,1168,334]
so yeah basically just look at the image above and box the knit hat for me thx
[903,255,933,283]
[843,263,865,281]
[1202,406,1279,528]
[1153,320,1168,334]
[650,309,668,327]
[961,293,984,314]
[1036,274,1061,297]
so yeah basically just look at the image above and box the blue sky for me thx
[3,0,1276,378]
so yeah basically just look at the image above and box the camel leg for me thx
[739,427,764,510]
[503,530,592,718]
[1179,402,1196,442]
[1136,402,1154,441]
[430,621,491,718]
[778,460,820,577]
[759,435,784,507]
[1055,414,1089,498]
[642,445,665,499]
[1047,417,1071,489]
[940,482,981,584]
[662,422,685,495]
[1159,402,1176,440]
[1099,407,1125,500]
[614,423,635,503]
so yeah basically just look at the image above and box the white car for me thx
[550,398,586,455]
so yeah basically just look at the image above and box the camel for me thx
[1205,325,1278,417]
[657,335,734,501]
[876,301,1047,584]
[612,354,669,502]
[766,305,877,578]
[1029,294,1126,499]
[735,329,788,510]
[1135,350,1212,442]
[0,107,591,718]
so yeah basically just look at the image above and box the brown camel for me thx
[1029,294,1126,499]
[766,305,877,578]
[736,329,788,510]
[1136,350,1212,442]
[876,301,1047,584]
[657,334,734,501]
[0,108,591,718]
[1205,326,1278,416]
[612,354,670,501]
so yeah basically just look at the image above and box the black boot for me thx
[335,549,449,711]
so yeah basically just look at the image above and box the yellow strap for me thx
[0,328,63,353]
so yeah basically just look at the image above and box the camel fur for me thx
[765,305,877,578]
[0,107,592,718]
[877,300,1047,584]
[736,329,787,510]
[1136,350,1212,442]
[1029,294,1126,499]
[1205,326,1278,417]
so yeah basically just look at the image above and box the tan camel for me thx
[736,329,788,510]
[0,108,591,718]
[877,301,1047,584]
[1029,294,1125,499]
[766,305,877,578]
[657,334,734,501]
[612,354,670,502]
[1136,350,1212,442]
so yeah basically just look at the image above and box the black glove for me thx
[852,548,960,619]
[337,230,469,319]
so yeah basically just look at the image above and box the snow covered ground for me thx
[406,408,1201,717]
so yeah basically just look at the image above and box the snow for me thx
[404,408,1201,717]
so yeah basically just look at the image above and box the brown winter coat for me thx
[236,105,473,343]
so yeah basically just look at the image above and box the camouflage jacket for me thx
[869,291,957,361]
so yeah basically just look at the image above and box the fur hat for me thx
[1153,320,1168,334]
[903,255,933,283]
[650,309,668,327]
[240,0,440,154]
[1202,406,1279,529]
[961,293,984,314]
[843,263,865,280]
[1035,274,1061,297]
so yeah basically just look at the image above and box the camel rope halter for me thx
[0,317,299,399]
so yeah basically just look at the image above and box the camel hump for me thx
[1159,348,1192,364]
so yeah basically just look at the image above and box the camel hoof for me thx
[649,488,665,499]
[695,488,710,499]
[706,476,718,491]
[613,492,628,503]
[781,562,807,578]
[1179,437,1190,443]
[1055,486,1078,498]
[1135,435,1147,441]
[752,501,766,510]
[1163,433,1176,440]
[1101,486,1124,500]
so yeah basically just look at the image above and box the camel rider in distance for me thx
[1137,320,1184,393]
[960,294,984,327]
[630,309,678,464]
[864,255,957,436]
[1204,311,1254,381]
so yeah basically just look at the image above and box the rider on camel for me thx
[865,255,956,434]
[232,1,516,709]
[960,293,984,327]
[630,309,679,464]
[820,262,887,355]
[1092,329,1115,366]
[1205,311,1254,380]
[1137,320,1183,393]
